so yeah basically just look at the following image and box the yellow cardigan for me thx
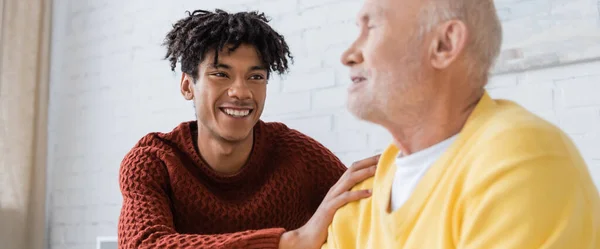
[322,92,600,249]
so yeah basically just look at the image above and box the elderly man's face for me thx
[342,0,432,124]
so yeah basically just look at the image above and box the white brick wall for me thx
[47,0,600,248]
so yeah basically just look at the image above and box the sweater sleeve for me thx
[117,148,285,249]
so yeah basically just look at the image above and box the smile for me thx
[220,107,253,118]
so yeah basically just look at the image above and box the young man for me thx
[117,9,377,249]
[322,0,600,248]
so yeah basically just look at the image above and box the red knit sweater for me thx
[117,120,347,249]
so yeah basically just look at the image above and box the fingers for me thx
[322,189,372,221]
[322,154,380,203]
[333,189,372,209]
[329,165,376,197]
[347,154,381,172]
[305,155,380,242]
[297,155,381,249]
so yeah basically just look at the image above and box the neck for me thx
[196,124,254,175]
[386,83,484,155]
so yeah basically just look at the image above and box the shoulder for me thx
[470,99,579,162]
[119,133,169,183]
[122,133,166,165]
[461,100,594,198]
[261,121,333,154]
[455,105,600,247]
[260,120,346,169]
[120,121,192,175]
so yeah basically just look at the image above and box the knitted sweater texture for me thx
[118,120,346,249]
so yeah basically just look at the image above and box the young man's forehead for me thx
[202,55,268,72]
[202,45,264,63]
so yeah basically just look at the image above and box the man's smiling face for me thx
[181,44,268,142]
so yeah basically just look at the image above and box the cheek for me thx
[253,85,267,102]
[364,37,399,70]
[194,88,211,104]
[194,84,225,113]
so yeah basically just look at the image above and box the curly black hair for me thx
[162,9,293,80]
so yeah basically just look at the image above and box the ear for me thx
[180,73,195,100]
[429,20,468,69]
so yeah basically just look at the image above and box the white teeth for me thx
[223,108,251,117]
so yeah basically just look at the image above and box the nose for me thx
[228,79,252,100]
[341,42,364,67]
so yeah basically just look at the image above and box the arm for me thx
[117,148,285,249]
[458,153,599,249]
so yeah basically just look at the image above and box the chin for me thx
[348,108,370,121]
[348,102,382,124]
[347,99,367,118]
[219,129,253,143]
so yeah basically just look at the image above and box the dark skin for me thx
[180,44,267,175]
[180,44,379,249]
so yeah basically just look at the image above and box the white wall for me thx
[47,0,600,248]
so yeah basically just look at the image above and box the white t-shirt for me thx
[390,135,458,211]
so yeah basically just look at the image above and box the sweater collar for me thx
[375,90,496,215]
[173,120,269,187]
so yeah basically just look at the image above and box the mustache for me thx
[221,100,255,108]
[351,69,369,77]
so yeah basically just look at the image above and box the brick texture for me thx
[47,0,600,248]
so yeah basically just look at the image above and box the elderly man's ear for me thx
[429,20,468,69]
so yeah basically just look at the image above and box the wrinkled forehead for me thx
[357,0,425,24]
[356,0,386,24]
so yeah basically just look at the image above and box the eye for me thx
[249,74,265,80]
[211,72,228,78]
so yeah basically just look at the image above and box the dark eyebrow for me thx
[209,63,267,72]
[210,63,231,69]
[249,65,268,71]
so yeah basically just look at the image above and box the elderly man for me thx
[321,0,600,248]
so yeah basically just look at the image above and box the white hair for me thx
[417,0,503,84]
